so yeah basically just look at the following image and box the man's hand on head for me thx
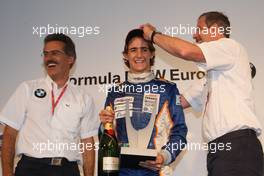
[140,23,157,41]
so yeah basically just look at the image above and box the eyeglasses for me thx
[41,50,66,57]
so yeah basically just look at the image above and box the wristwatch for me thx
[151,30,162,44]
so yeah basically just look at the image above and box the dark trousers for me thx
[15,155,80,176]
[207,129,263,176]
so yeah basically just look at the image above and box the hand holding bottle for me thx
[98,106,120,176]
[99,106,115,125]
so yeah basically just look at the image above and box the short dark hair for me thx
[199,11,231,38]
[44,33,76,60]
[122,29,155,68]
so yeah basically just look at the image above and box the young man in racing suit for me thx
[99,29,187,176]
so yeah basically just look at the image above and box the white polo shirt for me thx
[0,76,99,161]
[185,38,262,142]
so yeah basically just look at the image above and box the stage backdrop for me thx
[1,0,264,175]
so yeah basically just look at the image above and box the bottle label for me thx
[103,157,119,171]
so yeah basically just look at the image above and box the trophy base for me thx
[120,147,157,169]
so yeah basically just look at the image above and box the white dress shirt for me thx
[184,38,262,142]
[0,76,99,161]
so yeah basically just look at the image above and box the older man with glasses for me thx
[0,33,99,176]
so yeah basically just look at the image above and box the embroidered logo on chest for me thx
[34,88,47,98]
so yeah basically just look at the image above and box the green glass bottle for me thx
[98,121,120,176]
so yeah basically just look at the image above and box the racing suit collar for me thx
[127,71,155,83]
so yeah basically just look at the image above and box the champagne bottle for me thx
[98,106,120,176]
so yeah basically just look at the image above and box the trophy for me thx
[118,93,159,169]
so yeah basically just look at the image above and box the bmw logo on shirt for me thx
[34,88,47,98]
